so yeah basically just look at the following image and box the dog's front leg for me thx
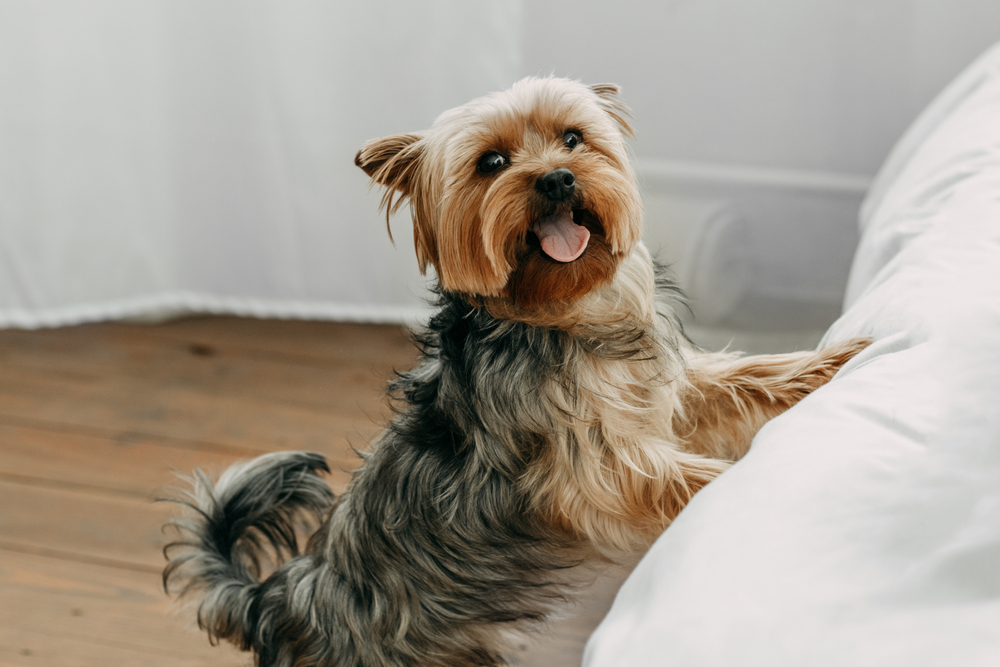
[674,338,871,461]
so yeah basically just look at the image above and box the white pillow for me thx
[585,41,1000,667]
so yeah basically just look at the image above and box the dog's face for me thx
[356,78,643,314]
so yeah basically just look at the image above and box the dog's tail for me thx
[162,451,334,650]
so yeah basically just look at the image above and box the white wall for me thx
[520,0,1000,333]
[1,1,997,331]
[522,0,1000,174]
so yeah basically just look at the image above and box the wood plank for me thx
[1,479,340,576]
[0,423,254,498]
[0,445,346,574]
[0,364,390,455]
[122,317,417,365]
[0,550,245,666]
[0,422,356,496]
[0,321,412,453]
[0,327,401,412]
[0,627,245,667]
[0,319,418,378]
[0,480,171,569]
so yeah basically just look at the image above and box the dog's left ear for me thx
[590,84,634,138]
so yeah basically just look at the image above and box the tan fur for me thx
[676,339,872,461]
[357,77,871,554]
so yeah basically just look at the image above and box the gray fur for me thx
[162,268,691,666]
[162,292,627,666]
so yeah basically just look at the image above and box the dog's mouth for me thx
[528,208,601,263]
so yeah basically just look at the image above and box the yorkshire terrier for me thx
[163,78,869,666]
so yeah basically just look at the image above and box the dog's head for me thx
[356,78,642,316]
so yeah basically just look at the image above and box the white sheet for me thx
[585,42,1000,667]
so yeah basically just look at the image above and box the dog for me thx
[163,77,869,666]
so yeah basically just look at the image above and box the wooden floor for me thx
[0,317,623,667]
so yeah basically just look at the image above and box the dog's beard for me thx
[506,206,619,311]
[466,159,641,318]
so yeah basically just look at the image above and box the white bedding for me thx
[585,42,1000,666]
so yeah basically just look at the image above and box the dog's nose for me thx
[536,168,576,202]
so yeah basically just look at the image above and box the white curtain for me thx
[0,1,521,327]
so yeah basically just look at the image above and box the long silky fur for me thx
[161,257,734,666]
[161,294,601,665]
[162,452,334,650]
[164,77,870,667]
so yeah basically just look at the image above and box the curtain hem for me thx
[0,292,433,329]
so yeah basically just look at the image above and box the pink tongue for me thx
[532,210,590,262]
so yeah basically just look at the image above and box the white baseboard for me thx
[636,159,872,331]
[636,158,872,195]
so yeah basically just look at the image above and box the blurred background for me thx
[2,0,998,345]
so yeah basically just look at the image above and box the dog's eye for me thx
[477,151,509,175]
[563,130,583,150]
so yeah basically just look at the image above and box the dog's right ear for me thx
[355,133,438,273]
[355,133,424,197]
[355,133,425,235]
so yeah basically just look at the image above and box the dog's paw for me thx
[818,336,873,370]
[797,336,874,392]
